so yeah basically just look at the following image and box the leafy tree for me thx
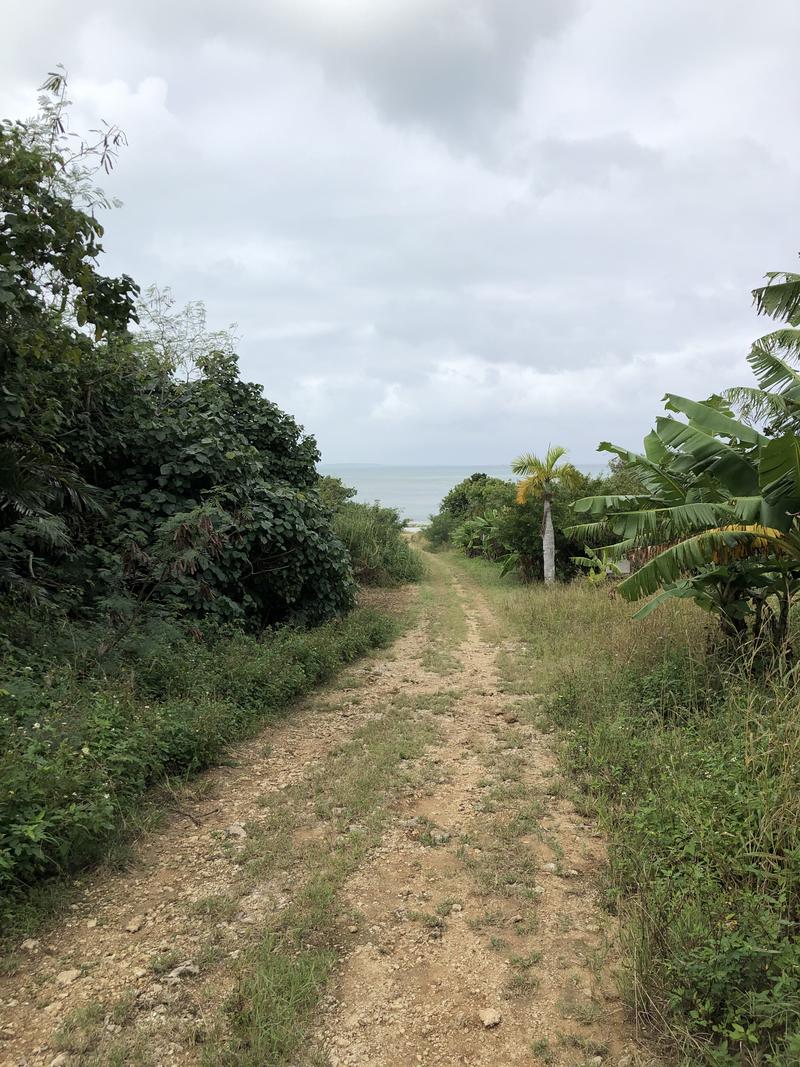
[511,446,584,583]
[317,475,357,512]
[0,74,355,627]
[0,70,139,597]
[426,473,515,548]
[495,485,590,582]
[439,472,515,518]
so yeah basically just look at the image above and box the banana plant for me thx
[565,269,800,650]
[565,400,800,646]
[571,545,623,586]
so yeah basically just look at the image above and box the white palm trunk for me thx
[542,495,556,584]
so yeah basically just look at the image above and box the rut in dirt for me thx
[0,552,652,1067]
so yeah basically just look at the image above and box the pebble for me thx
[166,961,200,982]
[479,1008,502,1029]
[86,918,98,929]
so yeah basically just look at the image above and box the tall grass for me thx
[455,556,800,1066]
[333,502,423,586]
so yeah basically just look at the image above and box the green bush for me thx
[0,608,396,918]
[0,75,354,628]
[333,503,423,585]
[426,473,515,550]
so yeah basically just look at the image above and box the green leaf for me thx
[758,434,800,509]
[662,394,764,446]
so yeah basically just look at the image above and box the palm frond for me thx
[511,452,543,478]
[748,330,800,392]
[544,443,568,469]
[723,386,790,425]
[563,519,614,542]
[752,271,800,326]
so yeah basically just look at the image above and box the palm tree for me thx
[512,445,583,584]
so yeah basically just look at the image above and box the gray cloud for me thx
[2,1,799,464]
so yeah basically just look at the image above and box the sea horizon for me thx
[318,461,609,524]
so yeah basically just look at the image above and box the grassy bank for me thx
[452,554,800,1067]
[0,605,404,937]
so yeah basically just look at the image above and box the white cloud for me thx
[2,0,798,463]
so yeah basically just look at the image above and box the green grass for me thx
[333,502,424,585]
[449,552,800,1066]
[415,551,468,674]
[0,606,402,940]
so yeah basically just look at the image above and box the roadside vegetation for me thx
[319,477,423,586]
[0,76,419,930]
[431,263,800,1065]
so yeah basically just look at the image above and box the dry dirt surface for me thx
[0,553,657,1067]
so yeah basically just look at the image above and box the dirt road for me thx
[0,550,652,1067]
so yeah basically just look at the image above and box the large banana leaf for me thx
[567,502,727,542]
[663,394,765,445]
[618,527,792,601]
[758,434,800,509]
[655,415,758,495]
[643,429,669,464]
[597,442,688,502]
[563,519,614,542]
[572,494,662,515]
[729,494,795,532]
[631,581,696,619]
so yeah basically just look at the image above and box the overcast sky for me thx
[3,2,799,464]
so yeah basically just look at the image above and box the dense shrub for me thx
[333,503,423,585]
[425,473,514,549]
[430,470,613,581]
[0,607,396,915]
[493,489,586,582]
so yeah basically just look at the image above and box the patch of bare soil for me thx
[310,570,654,1067]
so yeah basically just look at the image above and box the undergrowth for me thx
[0,606,400,935]
[454,554,800,1067]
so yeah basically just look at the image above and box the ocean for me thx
[318,463,608,524]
